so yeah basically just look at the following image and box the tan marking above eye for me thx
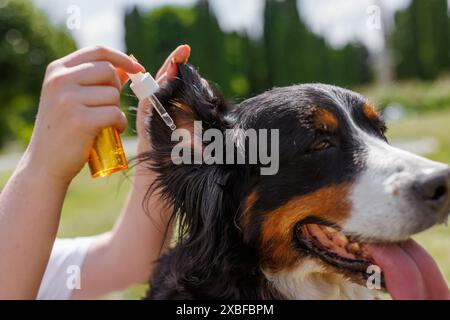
[259,184,352,273]
[313,108,339,132]
[362,103,380,121]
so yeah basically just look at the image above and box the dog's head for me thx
[144,64,450,299]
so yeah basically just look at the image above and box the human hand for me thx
[26,46,145,184]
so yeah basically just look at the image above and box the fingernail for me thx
[137,63,145,71]
[170,57,175,65]
[129,55,145,71]
[129,54,137,62]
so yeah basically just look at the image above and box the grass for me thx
[358,76,450,114]
[387,109,450,164]
[0,109,449,299]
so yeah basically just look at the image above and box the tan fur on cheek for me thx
[260,184,352,273]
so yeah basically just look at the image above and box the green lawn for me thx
[0,109,449,299]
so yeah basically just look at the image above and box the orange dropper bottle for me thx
[88,126,128,178]
[88,64,128,177]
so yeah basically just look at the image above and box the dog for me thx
[141,64,450,299]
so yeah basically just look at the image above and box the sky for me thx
[31,0,412,54]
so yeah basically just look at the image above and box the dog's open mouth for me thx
[294,220,450,299]
[294,222,379,284]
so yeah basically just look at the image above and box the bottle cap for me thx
[128,71,159,100]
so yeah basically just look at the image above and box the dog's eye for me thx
[311,139,333,152]
[376,124,387,140]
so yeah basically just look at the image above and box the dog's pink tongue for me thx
[366,239,449,300]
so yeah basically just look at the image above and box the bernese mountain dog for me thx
[141,64,450,300]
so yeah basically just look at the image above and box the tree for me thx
[393,0,449,79]
[262,0,370,87]
[124,0,371,105]
[0,0,76,145]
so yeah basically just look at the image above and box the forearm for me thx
[0,152,69,299]
[72,166,173,299]
[113,168,175,281]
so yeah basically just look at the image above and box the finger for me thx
[85,106,128,133]
[69,62,121,89]
[155,44,191,82]
[140,45,190,115]
[76,86,120,107]
[115,67,131,87]
[62,45,145,73]
[165,45,191,81]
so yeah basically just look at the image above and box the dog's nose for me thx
[413,168,450,212]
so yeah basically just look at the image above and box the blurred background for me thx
[0,0,449,299]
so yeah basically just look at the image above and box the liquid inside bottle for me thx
[88,127,128,178]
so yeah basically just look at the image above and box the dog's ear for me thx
[144,64,231,170]
[151,63,230,137]
[139,64,236,243]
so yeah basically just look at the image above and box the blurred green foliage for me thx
[2,0,450,146]
[0,0,76,146]
[263,0,370,88]
[124,0,371,103]
[393,0,450,80]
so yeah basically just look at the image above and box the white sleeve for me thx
[37,236,97,300]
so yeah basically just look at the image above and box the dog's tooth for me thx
[347,243,361,254]
[334,233,349,246]
[323,226,337,234]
